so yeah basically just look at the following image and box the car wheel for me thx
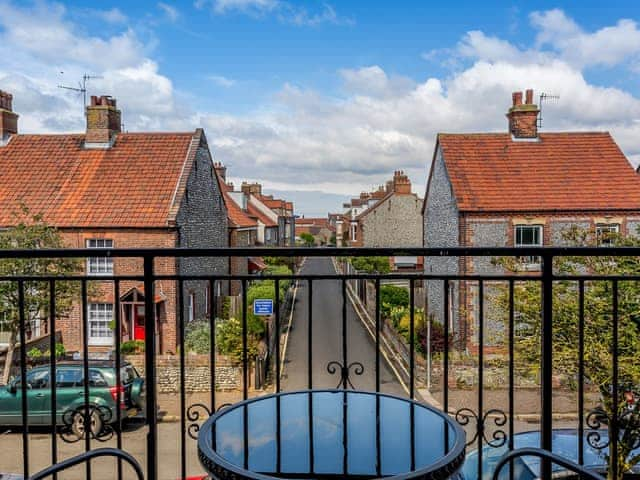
[71,409,103,439]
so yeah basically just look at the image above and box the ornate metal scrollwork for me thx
[185,402,237,440]
[586,402,640,451]
[586,407,611,450]
[59,405,115,443]
[326,360,364,389]
[455,407,508,448]
[186,403,212,440]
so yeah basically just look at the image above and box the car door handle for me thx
[35,393,45,398]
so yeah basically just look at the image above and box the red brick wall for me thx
[58,228,179,354]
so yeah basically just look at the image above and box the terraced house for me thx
[0,91,228,355]
[423,89,640,347]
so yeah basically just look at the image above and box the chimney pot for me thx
[507,89,539,139]
[512,91,523,106]
[85,94,121,146]
[525,89,534,105]
[214,162,227,182]
[0,89,18,143]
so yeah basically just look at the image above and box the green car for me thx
[0,360,145,437]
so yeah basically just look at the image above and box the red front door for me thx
[134,305,145,340]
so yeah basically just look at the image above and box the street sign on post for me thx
[253,299,274,316]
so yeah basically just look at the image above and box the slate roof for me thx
[0,131,200,227]
[436,132,640,212]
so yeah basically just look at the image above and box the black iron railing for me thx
[1,246,639,479]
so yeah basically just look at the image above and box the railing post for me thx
[541,253,553,479]
[143,255,158,480]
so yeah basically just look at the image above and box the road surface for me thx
[281,256,405,396]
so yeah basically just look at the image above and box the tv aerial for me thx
[57,73,103,114]
[537,92,560,128]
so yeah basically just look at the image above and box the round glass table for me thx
[198,390,466,479]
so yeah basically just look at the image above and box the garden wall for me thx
[124,354,244,393]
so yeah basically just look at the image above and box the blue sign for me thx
[253,299,274,316]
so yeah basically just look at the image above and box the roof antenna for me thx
[58,73,103,115]
[537,92,560,129]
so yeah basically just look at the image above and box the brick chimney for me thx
[0,90,18,144]
[241,182,262,196]
[214,162,227,181]
[392,170,411,194]
[85,95,121,146]
[506,89,539,139]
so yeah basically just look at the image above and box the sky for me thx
[1,1,640,216]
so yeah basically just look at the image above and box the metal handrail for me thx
[492,447,606,480]
[28,448,144,480]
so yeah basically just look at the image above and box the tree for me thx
[299,232,315,246]
[0,206,83,383]
[350,256,391,274]
[493,227,640,480]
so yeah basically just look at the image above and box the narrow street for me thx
[281,256,405,396]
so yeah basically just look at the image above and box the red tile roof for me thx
[246,202,277,227]
[0,132,199,227]
[437,132,640,212]
[214,174,256,229]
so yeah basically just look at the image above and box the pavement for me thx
[281,256,405,396]
[0,421,205,480]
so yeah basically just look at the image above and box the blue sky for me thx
[1,0,640,215]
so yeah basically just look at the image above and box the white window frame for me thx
[515,225,543,268]
[87,303,114,346]
[86,239,114,276]
[188,293,195,323]
[596,223,619,247]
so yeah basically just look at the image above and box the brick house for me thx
[338,171,423,270]
[0,91,228,354]
[295,217,335,245]
[255,193,295,247]
[213,164,259,295]
[423,89,640,346]
[240,182,281,246]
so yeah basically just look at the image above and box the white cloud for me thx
[158,2,180,22]
[0,1,145,70]
[208,75,236,88]
[530,9,640,68]
[2,3,640,212]
[196,0,352,26]
[99,8,128,24]
[197,0,279,15]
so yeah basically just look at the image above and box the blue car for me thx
[462,429,640,479]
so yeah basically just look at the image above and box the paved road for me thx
[0,421,204,480]
[281,257,405,396]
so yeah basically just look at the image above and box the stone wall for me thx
[360,194,423,247]
[177,131,229,325]
[424,146,460,327]
[125,354,243,393]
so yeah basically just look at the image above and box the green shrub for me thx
[184,320,211,354]
[350,256,390,274]
[121,340,145,354]
[27,347,42,360]
[380,285,409,318]
[216,318,260,362]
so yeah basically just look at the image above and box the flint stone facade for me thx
[360,194,423,247]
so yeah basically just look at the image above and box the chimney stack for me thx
[0,90,18,144]
[213,162,227,182]
[506,89,539,139]
[392,170,412,194]
[241,182,262,196]
[86,95,121,146]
